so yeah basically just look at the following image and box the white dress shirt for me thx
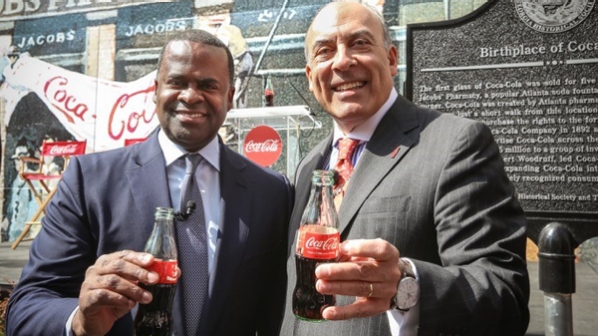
[326,88,420,336]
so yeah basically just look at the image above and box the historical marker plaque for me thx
[407,0,598,215]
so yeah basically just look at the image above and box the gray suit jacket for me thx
[281,95,529,336]
[7,131,292,336]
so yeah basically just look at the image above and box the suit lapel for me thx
[205,144,249,333]
[125,132,172,233]
[339,96,420,234]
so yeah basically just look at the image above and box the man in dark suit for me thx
[6,29,292,336]
[281,3,529,336]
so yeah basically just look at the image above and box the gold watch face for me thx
[397,277,419,310]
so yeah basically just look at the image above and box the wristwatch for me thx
[390,258,419,311]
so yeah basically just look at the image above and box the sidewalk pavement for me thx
[1,240,597,335]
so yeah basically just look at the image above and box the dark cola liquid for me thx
[292,254,336,322]
[264,89,274,106]
[134,283,176,336]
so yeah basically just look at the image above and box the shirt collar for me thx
[158,129,221,172]
[332,87,398,146]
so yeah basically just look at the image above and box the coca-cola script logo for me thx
[109,85,156,140]
[44,76,89,123]
[243,125,282,167]
[305,236,339,251]
[245,139,280,153]
[302,232,340,260]
[43,142,86,156]
[148,260,178,284]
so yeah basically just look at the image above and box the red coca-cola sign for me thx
[243,125,282,167]
[49,144,78,155]
[148,259,178,284]
[302,232,340,260]
[41,141,87,156]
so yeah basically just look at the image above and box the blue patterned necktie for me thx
[176,153,208,336]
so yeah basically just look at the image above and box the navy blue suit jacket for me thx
[7,132,292,336]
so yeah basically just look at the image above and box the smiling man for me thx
[7,29,292,336]
[153,34,233,153]
[281,3,529,336]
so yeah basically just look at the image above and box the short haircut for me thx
[156,29,235,84]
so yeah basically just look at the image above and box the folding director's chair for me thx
[11,140,87,249]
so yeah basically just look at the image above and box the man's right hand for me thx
[72,250,159,336]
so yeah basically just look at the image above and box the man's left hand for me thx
[315,238,402,320]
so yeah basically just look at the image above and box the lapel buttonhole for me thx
[391,147,400,159]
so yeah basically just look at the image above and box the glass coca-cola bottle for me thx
[134,207,178,336]
[292,170,340,322]
[264,76,274,107]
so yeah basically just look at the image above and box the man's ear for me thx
[306,65,313,92]
[153,79,158,103]
[388,45,398,77]
[228,86,235,107]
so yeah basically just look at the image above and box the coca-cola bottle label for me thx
[148,259,178,284]
[301,232,340,260]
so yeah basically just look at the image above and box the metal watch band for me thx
[400,258,416,279]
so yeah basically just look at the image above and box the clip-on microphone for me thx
[175,201,196,221]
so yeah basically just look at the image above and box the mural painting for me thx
[0,0,485,242]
